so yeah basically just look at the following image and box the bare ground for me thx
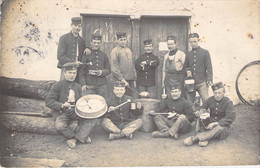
[0,104,259,167]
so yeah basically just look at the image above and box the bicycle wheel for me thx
[236,60,260,106]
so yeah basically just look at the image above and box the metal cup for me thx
[131,103,136,110]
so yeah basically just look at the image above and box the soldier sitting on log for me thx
[45,62,98,149]
[184,82,236,147]
[100,81,143,141]
[149,83,196,139]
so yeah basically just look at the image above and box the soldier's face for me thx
[117,37,127,47]
[91,39,102,50]
[170,89,181,100]
[213,88,225,101]
[144,44,153,53]
[189,37,200,48]
[113,87,126,98]
[64,69,77,82]
[167,40,177,51]
[71,24,81,34]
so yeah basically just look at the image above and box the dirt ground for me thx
[0,104,259,167]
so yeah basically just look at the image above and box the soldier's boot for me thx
[184,136,199,146]
[198,140,208,147]
[66,138,77,149]
[152,131,170,138]
[173,133,179,140]
[109,132,125,141]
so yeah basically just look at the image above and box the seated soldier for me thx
[101,81,143,140]
[149,83,195,139]
[184,82,236,147]
[45,62,98,149]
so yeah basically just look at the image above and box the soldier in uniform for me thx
[57,17,90,81]
[149,83,195,139]
[162,35,186,99]
[45,62,98,149]
[110,32,138,98]
[184,82,236,147]
[78,33,111,99]
[101,81,143,141]
[135,39,160,99]
[184,33,213,104]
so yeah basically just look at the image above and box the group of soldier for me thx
[45,17,236,149]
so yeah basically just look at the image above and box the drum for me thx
[133,98,160,132]
[75,94,107,119]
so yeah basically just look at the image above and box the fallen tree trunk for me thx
[0,95,51,114]
[0,114,58,134]
[0,76,56,100]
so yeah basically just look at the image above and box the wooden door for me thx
[139,17,190,99]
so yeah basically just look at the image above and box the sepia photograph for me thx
[0,0,259,167]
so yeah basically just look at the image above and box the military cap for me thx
[71,17,81,25]
[91,33,102,40]
[116,32,126,39]
[167,35,177,41]
[63,62,78,71]
[188,33,199,38]
[171,83,181,91]
[211,82,224,91]
[114,81,125,88]
[143,39,152,45]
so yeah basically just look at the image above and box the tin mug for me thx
[131,103,136,110]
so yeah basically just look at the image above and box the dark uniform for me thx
[184,82,236,147]
[152,84,195,138]
[135,39,159,98]
[45,63,98,144]
[184,33,213,103]
[101,82,143,140]
[78,48,111,99]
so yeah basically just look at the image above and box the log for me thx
[0,76,56,100]
[0,95,51,115]
[0,114,58,134]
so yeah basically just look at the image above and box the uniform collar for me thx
[169,49,178,56]
[192,46,200,51]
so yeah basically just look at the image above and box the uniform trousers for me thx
[196,124,229,142]
[186,82,209,104]
[154,114,192,137]
[101,118,142,137]
[55,112,98,143]
[82,84,108,100]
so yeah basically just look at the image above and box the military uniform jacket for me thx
[201,96,235,127]
[135,53,159,86]
[57,32,86,68]
[78,49,111,86]
[45,80,82,115]
[110,46,136,81]
[184,46,213,84]
[105,95,140,123]
[158,97,195,122]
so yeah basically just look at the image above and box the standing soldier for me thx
[162,35,186,99]
[45,62,98,149]
[57,17,90,81]
[101,81,143,140]
[110,32,138,98]
[78,33,111,99]
[184,33,213,104]
[135,39,160,99]
[184,82,235,147]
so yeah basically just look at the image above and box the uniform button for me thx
[97,60,99,62]
[215,117,217,119]
[194,64,196,66]
[120,113,122,115]
[73,54,75,55]
[121,117,123,120]
[145,76,147,78]
[194,68,196,70]
[145,72,147,74]
[194,51,196,53]
[216,108,218,110]
[194,55,196,57]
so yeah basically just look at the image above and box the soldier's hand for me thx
[187,70,192,77]
[96,70,102,76]
[206,122,219,130]
[75,61,82,66]
[82,85,88,95]
[136,102,142,110]
[149,110,156,116]
[121,79,129,87]
[141,61,147,65]
[167,112,177,119]
[61,102,71,109]
[108,106,116,112]
[84,48,91,55]
[162,93,167,99]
